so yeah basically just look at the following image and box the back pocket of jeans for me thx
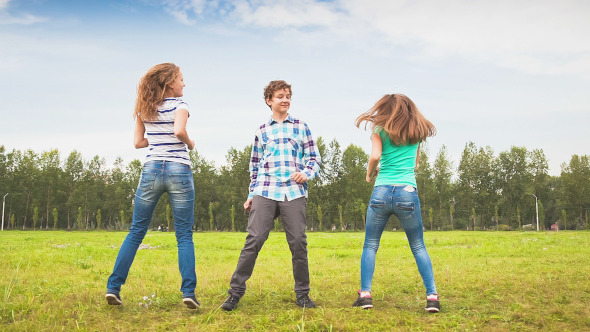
[139,173,156,191]
[370,199,386,208]
[169,174,193,193]
[396,202,414,211]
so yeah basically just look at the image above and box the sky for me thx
[1,0,589,176]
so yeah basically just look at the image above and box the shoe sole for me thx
[353,304,373,309]
[221,305,236,311]
[425,307,440,312]
[183,298,200,310]
[105,294,122,305]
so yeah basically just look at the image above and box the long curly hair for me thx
[134,63,180,120]
[355,93,436,145]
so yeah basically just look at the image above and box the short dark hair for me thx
[263,80,292,107]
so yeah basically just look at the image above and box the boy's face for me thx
[266,88,291,115]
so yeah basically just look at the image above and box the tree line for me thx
[0,140,588,232]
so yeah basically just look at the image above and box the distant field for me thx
[1,230,589,331]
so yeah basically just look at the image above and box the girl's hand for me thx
[366,167,379,183]
[187,139,195,151]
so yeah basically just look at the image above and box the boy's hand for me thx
[290,172,308,184]
[243,198,253,211]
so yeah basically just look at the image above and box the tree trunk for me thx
[46,184,51,230]
[23,191,31,230]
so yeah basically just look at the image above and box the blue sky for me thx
[1,0,589,175]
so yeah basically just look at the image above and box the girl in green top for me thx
[352,93,440,312]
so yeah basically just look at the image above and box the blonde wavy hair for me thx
[134,63,180,120]
[355,93,436,145]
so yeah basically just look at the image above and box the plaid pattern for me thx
[248,114,321,201]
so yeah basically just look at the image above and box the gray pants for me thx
[228,195,310,297]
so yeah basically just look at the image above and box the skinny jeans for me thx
[360,185,437,295]
[107,160,196,297]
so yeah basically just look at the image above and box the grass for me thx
[1,230,589,331]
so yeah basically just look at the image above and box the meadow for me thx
[1,230,589,331]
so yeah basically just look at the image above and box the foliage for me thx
[33,207,39,230]
[120,210,125,230]
[230,205,235,232]
[317,205,323,231]
[166,204,171,231]
[77,207,83,230]
[0,142,588,232]
[96,209,102,230]
[52,208,58,230]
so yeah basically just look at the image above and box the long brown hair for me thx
[134,63,180,120]
[355,93,436,145]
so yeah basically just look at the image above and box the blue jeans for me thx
[107,160,196,297]
[360,185,437,295]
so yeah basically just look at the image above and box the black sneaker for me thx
[105,293,122,305]
[352,291,373,309]
[425,294,440,313]
[183,295,200,310]
[296,294,316,308]
[221,295,240,311]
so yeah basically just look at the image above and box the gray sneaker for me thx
[352,291,373,309]
[296,294,316,308]
[425,294,440,313]
[221,295,240,311]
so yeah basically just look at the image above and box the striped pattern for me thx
[248,114,321,201]
[143,98,190,166]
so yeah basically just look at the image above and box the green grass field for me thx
[1,230,589,331]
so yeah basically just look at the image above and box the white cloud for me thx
[0,0,46,25]
[341,0,590,77]
[161,0,220,25]
[160,0,590,78]
[231,0,339,28]
[162,0,198,25]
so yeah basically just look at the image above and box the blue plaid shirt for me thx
[248,114,321,201]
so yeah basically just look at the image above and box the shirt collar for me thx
[268,114,294,125]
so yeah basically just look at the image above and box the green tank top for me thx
[374,127,419,187]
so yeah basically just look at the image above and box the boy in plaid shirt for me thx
[221,80,321,311]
